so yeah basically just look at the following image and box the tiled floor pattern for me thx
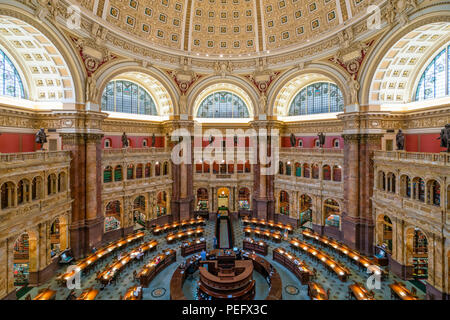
[20,218,426,300]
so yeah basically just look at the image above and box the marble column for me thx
[341,133,382,256]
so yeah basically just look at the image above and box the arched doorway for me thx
[217,188,229,211]
[50,219,61,257]
[105,200,121,233]
[156,191,167,217]
[279,191,289,215]
[196,188,209,212]
[376,215,393,253]
[238,188,250,211]
[406,228,428,280]
[299,194,312,226]
[13,233,30,286]
[323,199,340,229]
[133,196,146,227]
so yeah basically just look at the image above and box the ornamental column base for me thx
[253,199,274,221]
[426,282,449,300]
[171,197,193,222]
[341,213,375,256]
[1,290,16,300]
[388,254,414,280]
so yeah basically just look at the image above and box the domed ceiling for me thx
[78,0,371,58]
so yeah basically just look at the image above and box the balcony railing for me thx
[374,151,450,165]
[0,151,71,165]
[102,147,167,156]
[279,147,343,155]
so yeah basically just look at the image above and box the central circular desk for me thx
[170,249,282,300]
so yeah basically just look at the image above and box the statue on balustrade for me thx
[290,133,296,147]
[234,135,238,147]
[35,128,47,151]
[152,133,156,147]
[438,124,450,153]
[122,132,129,148]
[317,132,326,148]
[396,129,405,151]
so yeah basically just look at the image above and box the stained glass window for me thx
[101,80,157,115]
[288,82,344,116]
[0,49,25,99]
[415,45,450,101]
[197,91,250,118]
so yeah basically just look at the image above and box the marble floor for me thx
[19,218,426,300]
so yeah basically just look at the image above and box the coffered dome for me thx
[80,0,372,59]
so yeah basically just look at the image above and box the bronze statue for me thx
[151,133,156,147]
[290,133,296,147]
[35,128,47,151]
[234,135,238,147]
[438,124,450,153]
[396,129,405,151]
[209,135,214,145]
[121,132,129,148]
[318,132,326,148]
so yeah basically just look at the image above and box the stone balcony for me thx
[373,151,450,229]
[0,151,72,241]
[102,147,171,162]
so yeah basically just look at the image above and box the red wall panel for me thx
[0,133,36,153]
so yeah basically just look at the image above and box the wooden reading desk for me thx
[389,282,418,300]
[57,231,145,285]
[308,282,328,300]
[242,218,293,233]
[348,283,376,300]
[33,288,56,300]
[273,247,313,285]
[97,239,158,286]
[137,249,177,287]
[166,227,204,243]
[76,288,99,300]
[290,237,351,282]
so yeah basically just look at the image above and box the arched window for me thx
[114,165,123,181]
[303,163,310,178]
[295,162,301,177]
[285,162,291,176]
[288,82,344,116]
[127,164,134,180]
[279,161,284,175]
[412,177,425,202]
[136,164,143,179]
[1,182,15,209]
[155,162,161,176]
[104,138,111,149]
[145,163,151,178]
[323,165,331,181]
[197,91,250,118]
[163,161,169,175]
[333,139,340,148]
[415,45,450,101]
[332,166,342,182]
[427,180,440,206]
[0,48,25,99]
[312,164,319,179]
[101,80,158,115]
[104,166,113,183]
